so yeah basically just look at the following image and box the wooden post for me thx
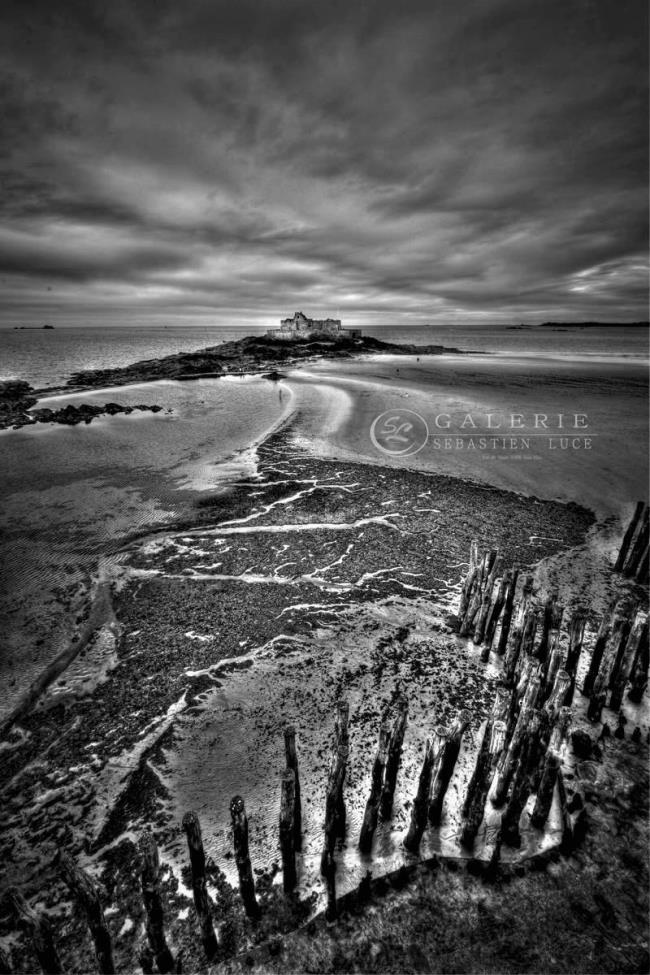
[610,611,648,712]
[556,769,574,853]
[321,744,349,874]
[492,705,532,807]
[380,695,409,820]
[500,717,540,847]
[279,769,297,893]
[359,714,391,854]
[637,543,649,585]
[404,731,444,853]
[531,708,570,808]
[475,575,497,650]
[582,600,627,697]
[623,515,649,578]
[587,615,631,723]
[505,664,540,742]
[459,566,483,636]
[564,608,587,704]
[284,725,302,851]
[530,746,560,830]
[504,577,534,681]
[545,670,571,718]
[60,853,115,974]
[628,620,649,703]
[6,889,63,975]
[484,570,511,650]
[229,796,260,919]
[474,553,501,645]
[181,812,218,960]
[615,501,646,570]
[333,700,349,839]
[428,709,471,826]
[323,850,337,922]
[496,568,520,655]
[540,604,564,690]
[460,719,506,850]
[139,832,175,974]
[458,540,479,621]
[535,587,559,664]
[335,699,350,747]
[540,636,565,704]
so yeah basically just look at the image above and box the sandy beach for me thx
[0,341,648,973]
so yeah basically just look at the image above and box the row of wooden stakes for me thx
[455,537,649,716]
[1,658,580,975]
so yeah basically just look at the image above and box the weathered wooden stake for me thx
[323,850,337,922]
[615,501,646,570]
[139,832,175,974]
[404,731,444,853]
[380,695,409,820]
[587,614,631,722]
[6,889,63,975]
[458,540,479,621]
[284,725,302,851]
[545,669,571,718]
[628,620,649,703]
[501,709,543,846]
[279,769,297,893]
[582,600,627,697]
[181,812,218,960]
[531,709,571,829]
[556,768,574,853]
[359,714,391,854]
[460,719,506,850]
[229,796,260,919]
[564,608,587,704]
[321,744,349,874]
[623,515,649,578]
[610,611,648,712]
[637,544,649,585]
[334,700,350,838]
[474,553,501,645]
[496,568,520,656]
[535,587,559,664]
[530,748,560,830]
[428,709,471,826]
[481,572,509,659]
[504,578,534,681]
[540,604,564,692]
[492,705,531,807]
[60,853,115,974]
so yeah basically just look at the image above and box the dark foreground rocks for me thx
[0,380,164,430]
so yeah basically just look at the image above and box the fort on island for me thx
[266,310,362,341]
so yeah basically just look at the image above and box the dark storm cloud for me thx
[0,0,647,327]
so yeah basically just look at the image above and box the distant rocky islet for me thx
[0,334,459,430]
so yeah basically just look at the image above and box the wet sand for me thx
[0,349,648,972]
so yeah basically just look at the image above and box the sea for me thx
[0,322,648,723]
[1,322,648,389]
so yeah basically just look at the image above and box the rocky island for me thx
[62,333,461,390]
[0,332,462,430]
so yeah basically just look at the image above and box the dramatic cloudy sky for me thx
[0,0,647,329]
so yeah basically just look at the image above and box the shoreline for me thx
[0,335,468,430]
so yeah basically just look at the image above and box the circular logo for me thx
[370,409,429,456]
